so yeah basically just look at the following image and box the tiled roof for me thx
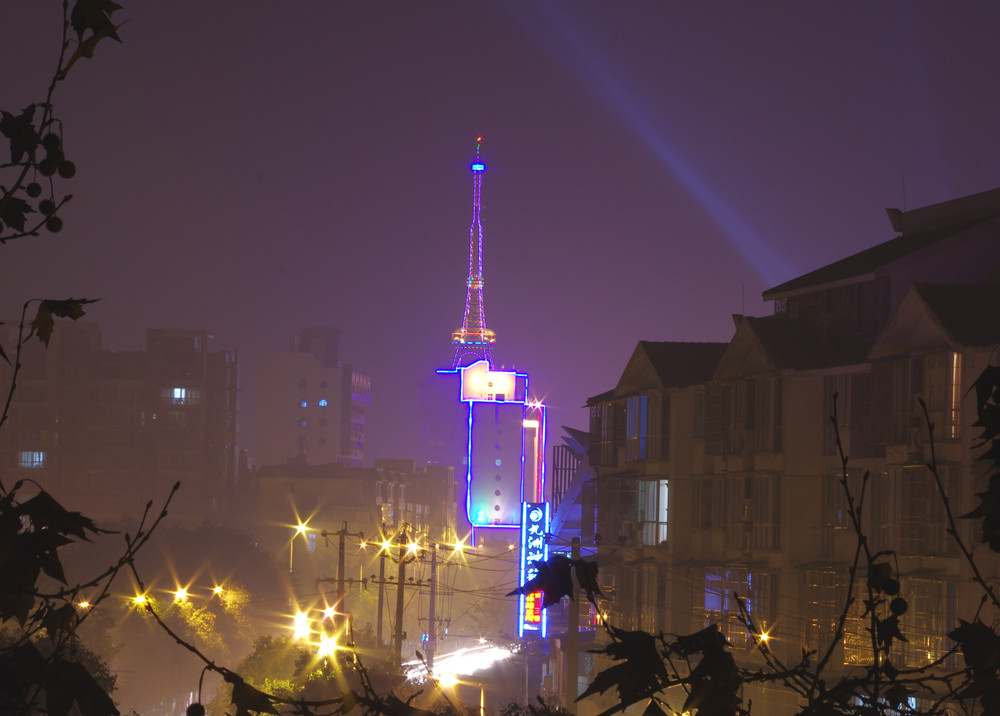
[741,315,872,370]
[638,340,729,387]
[913,283,1000,347]
[584,388,616,406]
[763,217,989,300]
[585,342,728,405]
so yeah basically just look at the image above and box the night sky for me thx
[5,2,1000,464]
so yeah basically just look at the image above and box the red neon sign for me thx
[524,591,543,624]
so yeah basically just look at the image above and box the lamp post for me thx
[319,522,366,632]
[290,520,310,574]
[372,528,472,668]
[393,525,409,665]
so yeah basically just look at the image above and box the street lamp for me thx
[435,673,485,716]
[290,520,310,574]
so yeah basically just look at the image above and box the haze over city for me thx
[4,1,1000,463]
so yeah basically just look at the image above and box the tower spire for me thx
[451,137,496,368]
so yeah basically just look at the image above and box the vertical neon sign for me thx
[519,501,549,637]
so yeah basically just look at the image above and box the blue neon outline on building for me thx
[437,361,546,527]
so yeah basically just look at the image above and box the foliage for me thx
[0,0,122,243]
[0,5,138,715]
[498,697,570,716]
[0,476,172,716]
[505,554,604,608]
[962,365,1000,551]
[207,636,308,716]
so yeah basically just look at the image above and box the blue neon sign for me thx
[519,501,549,637]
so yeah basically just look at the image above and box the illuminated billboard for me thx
[519,501,549,637]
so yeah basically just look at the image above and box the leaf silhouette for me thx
[506,554,574,607]
[229,674,279,715]
[0,194,33,232]
[29,298,98,345]
[0,104,38,163]
[18,488,101,539]
[572,558,604,603]
[875,614,907,652]
[580,626,669,708]
[70,0,122,40]
[948,618,1000,676]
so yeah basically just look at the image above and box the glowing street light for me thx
[317,633,340,658]
[292,610,311,640]
[173,588,189,602]
[450,537,469,556]
[290,520,311,574]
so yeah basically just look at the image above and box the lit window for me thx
[19,451,46,469]
[626,395,648,461]
[318,399,328,407]
[299,400,308,408]
[162,387,201,406]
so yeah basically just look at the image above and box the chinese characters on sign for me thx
[519,501,549,637]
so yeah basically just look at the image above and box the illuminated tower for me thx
[451,137,497,368]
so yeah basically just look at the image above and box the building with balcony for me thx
[574,187,1000,714]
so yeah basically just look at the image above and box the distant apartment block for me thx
[0,324,239,525]
[255,327,370,467]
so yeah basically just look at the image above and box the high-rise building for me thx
[255,327,370,467]
[0,323,239,525]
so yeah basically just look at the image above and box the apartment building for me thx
[578,187,1000,713]
[0,324,239,525]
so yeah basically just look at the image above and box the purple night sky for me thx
[4,2,1000,464]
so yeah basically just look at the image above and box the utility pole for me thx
[337,522,347,631]
[393,524,408,665]
[376,547,386,647]
[427,542,438,673]
[564,537,580,714]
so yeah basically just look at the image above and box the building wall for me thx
[581,196,1000,713]
[0,323,239,525]
[255,328,369,467]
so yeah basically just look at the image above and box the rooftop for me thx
[763,186,1000,300]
